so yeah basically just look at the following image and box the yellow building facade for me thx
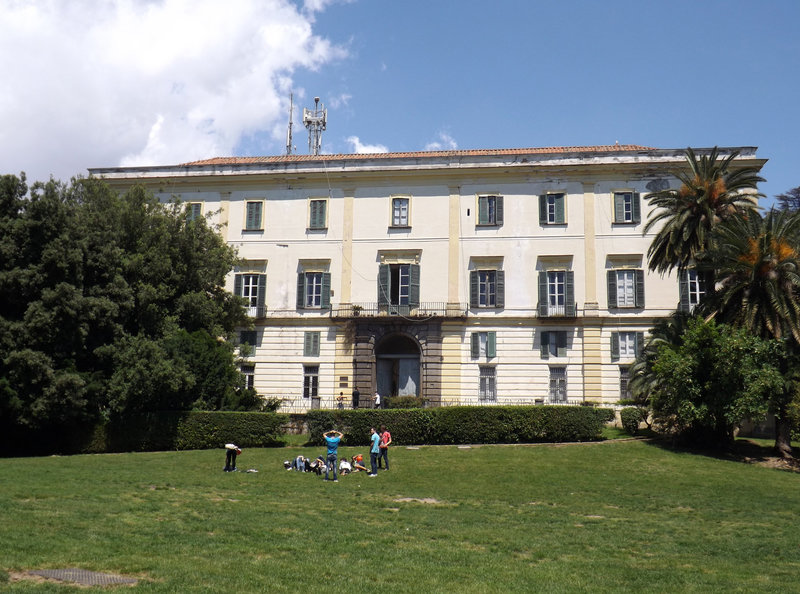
[90,144,766,412]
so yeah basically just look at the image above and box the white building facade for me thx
[90,145,765,412]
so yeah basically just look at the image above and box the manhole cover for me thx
[28,568,137,586]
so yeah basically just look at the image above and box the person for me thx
[337,391,344,409]
[351,454,368,473]
[323,429,343,482]
[223,443,241,472]
[374,391,381,409]
[309,456,326,475]
[352,387,360,409]
[378,424,392,470]
[291,455,307,471]
[338,457,352,475]
[368,427,380,477]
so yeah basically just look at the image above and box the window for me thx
[679,269,708,312]
[549,366,567,403]
[470,270,505,308]
[308,199,327,230]
[392,197,410,227]
[538,270,575,317]
[477,195,504,226]
[613,191,641,224]
[611,331,645,360]
[479,366,496,401]
[296,272,331,309]
[608,269,645,308]
[234,273,266,317]
[539,193,566,224]
[245,201,263,231]
[378,263,420,310]
[471,331,497,359]
[239,330,258,348]
[303,365,319,399]
[241,364,255,390]
[303,331,320,356]
[186,202,202,222]
[619,366,632,400]
[540,330,567,359]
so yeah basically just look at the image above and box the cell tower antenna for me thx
[286,93,294,156]
[303,96,327,155]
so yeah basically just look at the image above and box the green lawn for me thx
[1,439,799,592]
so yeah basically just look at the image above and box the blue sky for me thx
[283,0,799,205]
[2,0,797,205]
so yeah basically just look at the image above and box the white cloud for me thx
[327,93,352,110]
[346,136,388,154]
[0,0,347,183]
[424,132,458,151]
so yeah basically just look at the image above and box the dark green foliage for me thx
[386,395,426,408]
[0,174,249,442]
[620,407,644,435]
[306,406,610,447]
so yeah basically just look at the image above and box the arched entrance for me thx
[375,333,421,401]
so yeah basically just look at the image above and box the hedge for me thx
[306,405,614,447]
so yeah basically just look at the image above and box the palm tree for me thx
[708,209,800,457]
[645,147,764,275]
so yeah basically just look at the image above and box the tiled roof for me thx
[179,144,655,167]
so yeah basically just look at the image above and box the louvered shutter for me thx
[635,332,645,357]
[556,331,567,357]
[540,331,550,359]
[296,273,306,309]
[256,274,266,314]
[565,271,575,316]
[495,196,504,225]
[614,193,625,223]
[409,264,420,307]
[471,333,480,358]
[539,195,547,224]
[555,194,565,224]
[635,269,645,308]
[487,332,496,358]
[495,270,505,308]
[632,192,641,223]
[678,270,690,312]
[478,196,489,225]
[611,332,620,361]
[538,271,548,316]
[608,271,617,308]
[378,265,390,306]
[470,271,479,307]
[320,273,331,309]
[234,274,243,297]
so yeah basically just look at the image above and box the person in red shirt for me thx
[378,425,392,470]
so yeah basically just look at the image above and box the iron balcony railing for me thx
[329,302,468,319]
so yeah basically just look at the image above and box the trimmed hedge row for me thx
[85,411,288,453]
[306,405,614,447]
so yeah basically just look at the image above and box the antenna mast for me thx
[303,96,327,155]
[286,93,294,156]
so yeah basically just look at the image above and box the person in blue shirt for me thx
[369,427,380,477]
[323,430,343,482]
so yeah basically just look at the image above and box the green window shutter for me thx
[378,264,390,306]
[471,333,480,358]
[478,196,489,225]
[320,272,331,309]
[304,331,320,356]
[256,274,267,313]
[470,270,479,307]
[246,202,261,230]
[539,194,547,224]
[635,269,645,308]
[495,270,505,308]
[565,271,575,316]
[310,200,326,228]
[538,271,548,316]
[296,273,305,309]
[635,332,645,357]
[495,196,504,225]
[487,332,496,358]
[678,269,690,312]
[607,270,617,308]
[409,264,420,307]
[556,331,567,357]
[555,194,565,224]
[614,193,625,223]
[234,274,243,297]
[540,331,550,359]
[632,192,641,223]
[611,332,620,361]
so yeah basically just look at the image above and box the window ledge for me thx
[242,228,264,233]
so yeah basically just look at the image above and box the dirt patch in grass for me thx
[394,497,444,505]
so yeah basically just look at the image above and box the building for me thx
[89,144,765,411]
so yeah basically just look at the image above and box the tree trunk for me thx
[774,405,794,459]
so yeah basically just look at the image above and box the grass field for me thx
[1,438,799,592]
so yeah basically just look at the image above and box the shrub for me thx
[386,395,426,409]
[621,407,644,436]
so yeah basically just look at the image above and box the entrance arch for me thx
[375,333,421,401]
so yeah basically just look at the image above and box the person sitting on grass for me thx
[351,454,368,473]
[339,457,352,475]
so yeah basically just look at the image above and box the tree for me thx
[0,174,248,443]
[647,318,781,446]
[776,186,800,211]
[706,209,800,457]
[644,147,764,275]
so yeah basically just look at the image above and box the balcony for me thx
[537,302,577,318]
[244,306,267,319]
[329,302,468,319]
